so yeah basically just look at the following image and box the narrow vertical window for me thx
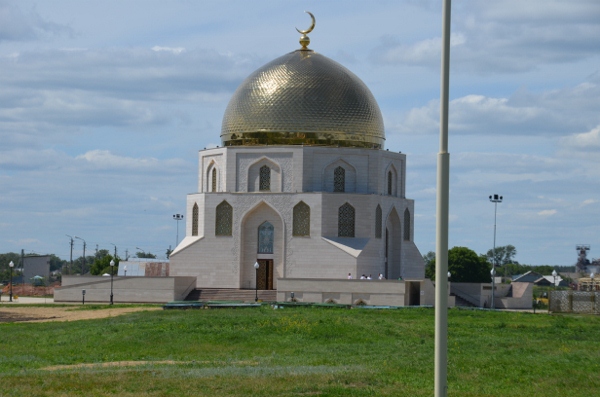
[293,201,310,236]
[404,208,411,241]
[215,201,233,236]
[375,205,382,238]
[259,165,271,191]
[387,171,393,195]
[338,203,355,237]
[211,168,217,192]
[334,166,345,192]
[192,203,199,236]
[258,222,274,253]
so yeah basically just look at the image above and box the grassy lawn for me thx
[1,306,599,396]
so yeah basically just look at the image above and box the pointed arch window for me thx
[338,203,355,237]
[293,201,310,236]
[375,205,382,239]
[192,203,199,236]
[259,165,271,191]
[258,221,274,254]
[211,168,217,192]
[215,201,233,236]
[334,166,345,192]
[404,208,411,241]
[387,171,393,195]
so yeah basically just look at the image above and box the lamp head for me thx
[254,262,259,270]
[110,260,115,267]
[9,261,14,268]
[552,270,557,277]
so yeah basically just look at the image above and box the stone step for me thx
[185,288,277,302]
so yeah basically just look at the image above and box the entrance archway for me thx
[241,202,283,290]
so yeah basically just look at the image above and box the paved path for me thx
[0,296,55,304]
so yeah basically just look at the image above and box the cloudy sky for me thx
[1,0,598,267]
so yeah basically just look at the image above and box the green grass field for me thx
[1,306,599,396]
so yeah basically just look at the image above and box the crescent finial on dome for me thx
[296,11,315,50]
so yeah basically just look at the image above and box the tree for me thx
[136,251,156,259]
[485,245,517,267]
[426,247,491,283]
[90,255,119,276]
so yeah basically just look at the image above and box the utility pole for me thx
[110,243,118,260]
[66,235,74,274]
[125,249,129,261]
[75,236,86,275]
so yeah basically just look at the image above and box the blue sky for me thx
[1,0,599,266]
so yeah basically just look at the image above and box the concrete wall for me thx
[451,282,532,309]
[55,276,196,303]
[276,278,407,306]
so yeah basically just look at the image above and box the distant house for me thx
[512,271,566,287]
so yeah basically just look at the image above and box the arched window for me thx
[387,171,393,195]
[215,201,233,236]
[404,208,411,241]
[258,222,274,254]
[259,165,271,191]
[211,168,217,192]
[375,205,382,238]
[334,166,345,192]
[338,203,355,237]
[192,203,199,236]
[293,201,310,236]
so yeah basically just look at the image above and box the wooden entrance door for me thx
[257,259,274,290]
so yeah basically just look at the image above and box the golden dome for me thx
[221,49,385,148]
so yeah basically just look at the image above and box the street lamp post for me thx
[552,269,557,290]
[82,289,86,305]
[124,265,127,277]
[9,261,14,302]
[591,272,595,292]
[110,259,115,305]
[254,262,260,302]
[490,268,496,309]
[489,194,503,309]
[173,214,184,247]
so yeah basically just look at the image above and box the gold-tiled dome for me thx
[221,49,385,148]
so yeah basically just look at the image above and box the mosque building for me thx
[169,15,425,292]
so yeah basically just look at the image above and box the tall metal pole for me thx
[435,1,451,396]
[489,194,502,309]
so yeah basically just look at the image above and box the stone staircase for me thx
[185,288,277,302]
[451,293,477,307]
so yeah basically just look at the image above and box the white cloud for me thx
[538,209,557,217]
[151,46,185,55]
[560,125,600,151]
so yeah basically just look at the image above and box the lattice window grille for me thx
[215,201,233,236]
[258,222,274,253]
[259,165,271,191]
[211,168,217,192]
[338,203,355,237]
[334,166,345,192]
[387,171,393,195]
[192,203,199,236]
[404,208,411,241]
[375,205,382,239]
[293,202,310,236]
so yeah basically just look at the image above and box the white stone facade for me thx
[170,145,424,290]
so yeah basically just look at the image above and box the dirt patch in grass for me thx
[42,360,188,371]
[0,306,161,323]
